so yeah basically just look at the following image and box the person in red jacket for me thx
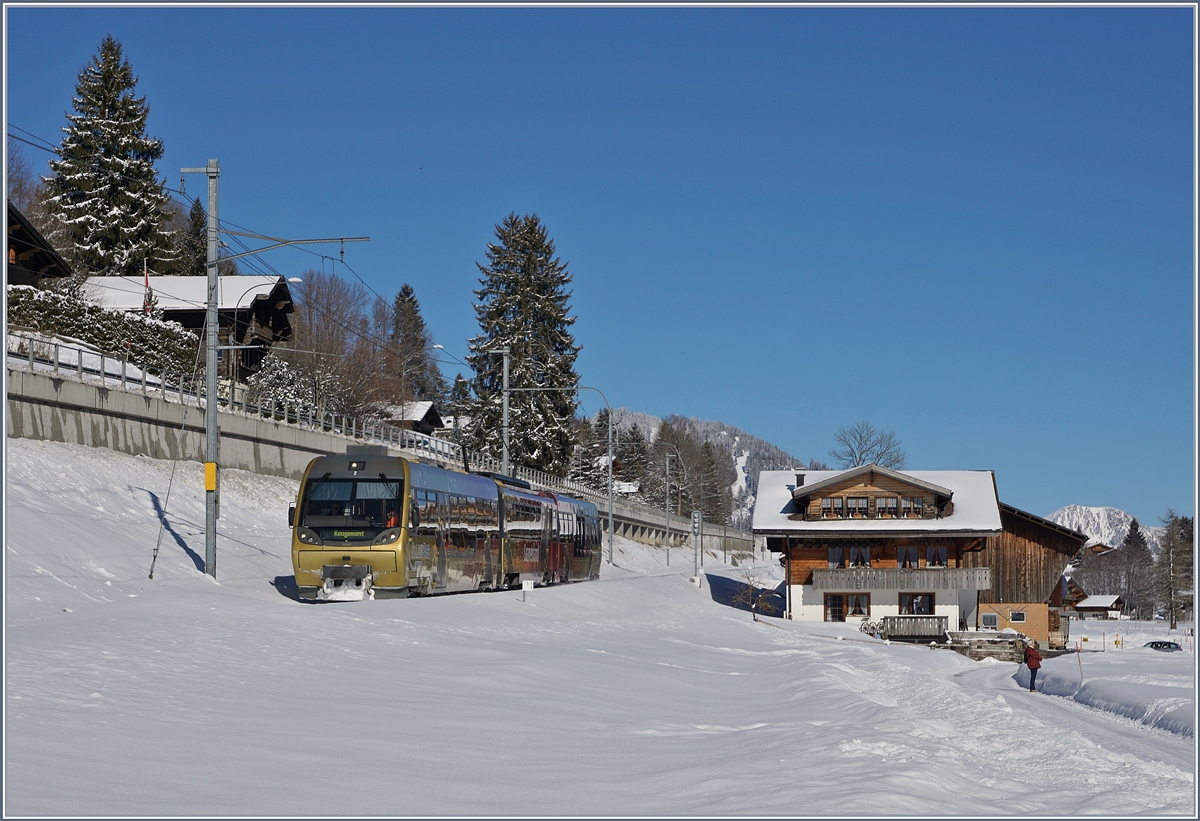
[1024,640,1043,692]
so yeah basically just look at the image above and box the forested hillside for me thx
[590,408,806,528]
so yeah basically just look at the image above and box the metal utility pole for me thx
[182,159,368,580]
[692,509,703,580]
[501,347,510,476]
[180,160,221,579]
[606,407,613,564]
[665,454,674,567]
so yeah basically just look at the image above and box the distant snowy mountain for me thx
[1047,505,1164,554]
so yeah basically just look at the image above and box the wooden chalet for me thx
[752,465,1001,640]
[1073,595,1125,620]
[753,466,1090,648]
[7,202,73,287]
[1049,575,1089,615]
[961,504,1088,649]
[377,400,444,435]
[84,275,295,382]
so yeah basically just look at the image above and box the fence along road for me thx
[5,332,754,555]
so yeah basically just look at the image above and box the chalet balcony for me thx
[881,615,948,639]
[811,567,991,591]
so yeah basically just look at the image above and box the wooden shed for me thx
[961,503,1087,648]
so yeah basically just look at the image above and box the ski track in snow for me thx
[3,438,1195,816]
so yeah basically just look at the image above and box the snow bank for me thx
[1014,622,1195,737]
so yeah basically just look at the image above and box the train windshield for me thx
[300,475,403,535]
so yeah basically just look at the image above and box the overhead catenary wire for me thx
[9,122,439,374]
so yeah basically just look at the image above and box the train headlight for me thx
[373,528,401,545]
[297,527,323,545]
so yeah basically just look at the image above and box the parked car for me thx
[1144,640,1182,652]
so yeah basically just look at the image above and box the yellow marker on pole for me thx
[205,462,217,491]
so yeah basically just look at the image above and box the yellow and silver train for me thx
[289,446,603,600]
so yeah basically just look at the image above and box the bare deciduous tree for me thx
[281,268,370,413]
[731,564,783,621]
[829,420,908,469]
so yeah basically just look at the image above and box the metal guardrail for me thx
[6,331,753,545]
[812,567,992,591]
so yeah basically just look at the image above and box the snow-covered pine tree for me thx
[465,213,581,477]
[390,284,447,403]
[699,440,734,525]
[447,373,473,418]
[617,422,649,486]
[576,409,612,491]
[45,36,175,277]
[1120,519,1155,619]
[1155,511,1194,629]
[176,197,207,276]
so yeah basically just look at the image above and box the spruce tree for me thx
[699,440,734,524]
[176,197,207,276]
[447,374,473,420]
[1156,511,1194,629]
[1119,519,1155,619]
[45,35,175,277]
[466,213,581,476]
[390,284,446,402]
[618,423,650,486]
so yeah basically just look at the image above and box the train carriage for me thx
[290,446,601,600]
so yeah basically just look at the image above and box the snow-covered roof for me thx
[752,468,1002,536]
[1076,595,1124,610]
[793,463,955,500]
[84,275,292,313]
[377,401,439,424]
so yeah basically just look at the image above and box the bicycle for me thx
[859,618,884,637]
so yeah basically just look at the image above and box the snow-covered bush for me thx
[244,353,315,408]
[6,284,198,375]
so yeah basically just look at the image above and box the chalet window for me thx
[827,546,846,568]
[897,546,919,568]
[821,498,833,518]
[876,497,898,518]
[847,497,869,518]
[981,613,999,629]
[902,496,923,518]
[824,594,846,622]
[926,546,948,567]
[833,497,845,518]
[847,593,870,618]
[899,593,934,616]
[1009,611,1026,623]
[848,546,871,567]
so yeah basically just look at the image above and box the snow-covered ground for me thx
[4,438,1196,816]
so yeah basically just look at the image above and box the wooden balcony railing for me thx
[811,567,991,591]
[881,615,948,638]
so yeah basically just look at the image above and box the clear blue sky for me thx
[5,6,1195,525]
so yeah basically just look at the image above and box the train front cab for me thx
[291,449,413,600]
